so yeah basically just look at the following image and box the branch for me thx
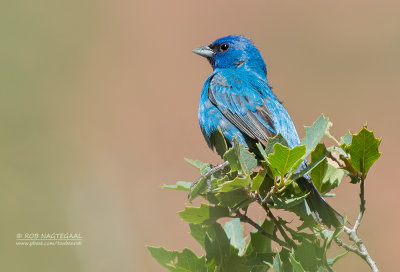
[233,211,291,249]
[334,238,357,254]
[203,161,229,177]
[189,161,229,193]
[336,179,379,272]
[261,203,296,248]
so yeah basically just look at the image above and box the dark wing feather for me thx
[208,73,276,145]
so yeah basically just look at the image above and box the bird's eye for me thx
[220,44,229,52]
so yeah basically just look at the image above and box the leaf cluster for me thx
[149,115,381,271]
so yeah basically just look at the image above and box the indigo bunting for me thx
[193,35,343,228]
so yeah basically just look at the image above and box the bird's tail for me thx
[297,177,344,228]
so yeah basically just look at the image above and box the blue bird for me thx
[193,35,343,228]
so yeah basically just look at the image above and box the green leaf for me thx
[147,246,207,272]
[321,227,344,257]
[245,219,274,255]
[213,128,228,158]
[163,181,192,192]
[271,193,309,209]
[265,134,289,155]
[347,127,381,175]
[279,218,316,243]
[289,200,319,230]
[320,165,344,195]
[291,152,327,181]
[310,144,328,192]
[294,239,322,272]
[224,218,247,255]
[300,114,331,158]
[327,251,348,266]
[273,252,284,272]
[309,144,344,195]
[178,204,229,224]
[339,131,352,147]
[147,246,178,270]
[223,137,257,174]
[184,158,211,175]
[216,189,250,208]
[268,143,306,177]
[256,134,289,162]
[216,175,251,192]
[175,248,207,271]
[252,169,267,191]
[245,253,274,268]
[189,175,229,203]
[289,251,307,272]
[256,143,269,162]
[205,223,248,271]
[189,224,213,250]
[188,177,208,202]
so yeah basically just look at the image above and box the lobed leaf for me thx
[300,114,332,158]
[244,253,274,269]
[215,189,250,208]
[327,251,348,267]
[268,143,306,177]
[320,165,344,195]
[310,144,328,192]
[188,177,208,202]
[175,248,207,272]
[178,204,229,224]
[224,218,247,256]
[273,252,284,272]
[347,127,381,175]
[265,134,289,156]
[147,246,178,270]
[223,137,257,174]
[272,193,309,210]
[216,175,251,192]
[294,238,322,272]
[291,152,327,181]
[205,223,248,271]
[251,168,267,191]
[289,251,307,272]
[339,131,352,148]
[184,158,211,175]
[189,224,212,250]
[245,219,274,255]
[147,246,207,272]
[256,134,289,163]
[163,181,192,192]
[213,128,228,158]
[309,143,344,194]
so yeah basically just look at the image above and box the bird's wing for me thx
[208,73,276,145]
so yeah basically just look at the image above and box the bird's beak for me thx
[192,45,214,58]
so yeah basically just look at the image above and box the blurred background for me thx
[1,0,399,271]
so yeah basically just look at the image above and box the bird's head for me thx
[193,35,267,76]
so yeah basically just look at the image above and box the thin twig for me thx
[354,178,366,231]
[189,161,229,195]
[255,194,295,247]
[334,238,357,254]
[335,179,379,272]
[327,152,346,168]
[203,161,229,178]
[262,204,296,248]
[233,211,290,249]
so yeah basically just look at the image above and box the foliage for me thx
[150,115,381,271]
